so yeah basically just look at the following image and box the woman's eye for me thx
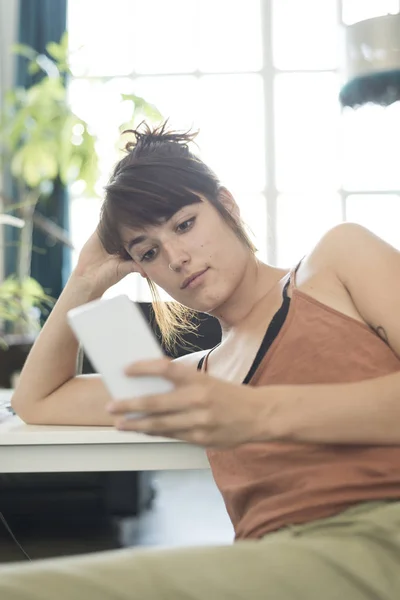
[140,248,157,262]
[177,217,195,233]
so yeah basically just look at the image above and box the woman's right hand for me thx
[73,230,140,297]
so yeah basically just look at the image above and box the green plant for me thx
[0,33,98,286]
[0,274,53,336]
[0,32,161,337]
[0,215,52,344]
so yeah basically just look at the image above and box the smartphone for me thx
[67,295,174,405]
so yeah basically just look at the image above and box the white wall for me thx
[0,0,19,281]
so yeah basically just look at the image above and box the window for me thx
[67,0,400,300]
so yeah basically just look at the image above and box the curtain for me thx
[5,0,70,299]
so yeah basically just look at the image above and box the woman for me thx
[2,122,400,599]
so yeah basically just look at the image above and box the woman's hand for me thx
[106,359,274,448]
[73,230,141,297]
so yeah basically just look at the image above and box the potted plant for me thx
[0,213,52,386]
[0,213,53,339]
[0,33,161,387]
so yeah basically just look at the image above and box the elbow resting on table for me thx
[11,392,46,425]
[10,375,115,427]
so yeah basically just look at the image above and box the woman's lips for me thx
[184,268,209,289]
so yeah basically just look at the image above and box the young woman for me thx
[2,123,400,599]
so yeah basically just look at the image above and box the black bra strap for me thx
[282,276,291,300]
[197,275,291,373]
[242,291,290,384]
[197,355,206,371]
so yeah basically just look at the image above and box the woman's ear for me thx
[218,187,241,222]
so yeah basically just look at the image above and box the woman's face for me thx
[120,193,252,313]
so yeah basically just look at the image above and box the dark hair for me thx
[98,121,256,352]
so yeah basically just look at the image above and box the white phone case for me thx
[67,295,174,403]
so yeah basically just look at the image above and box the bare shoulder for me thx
[305,222,400,281]
[172,349,208,371]
[293,223,363,286]
[299,223,400,354]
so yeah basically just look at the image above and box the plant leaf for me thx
[46,41,64,62]
[11,43,38,61]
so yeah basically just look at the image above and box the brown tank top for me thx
[202,262,400,540]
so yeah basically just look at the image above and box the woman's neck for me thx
[210,259,288,337]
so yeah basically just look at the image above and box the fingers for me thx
[114,407,212,439]
[124,358,196,384]
[107,384,205,417]
[116,258,139,278]
[113,408,228,448]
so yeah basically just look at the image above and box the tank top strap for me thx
[282,275,291,300]
[198,258,305,372]
[287,256,305,296]
[197,344,220,372]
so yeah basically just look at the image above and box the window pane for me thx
[136,75,266,192]
[346,194,400,249]
[68,77,136,193]
[134,0,197,74]
[69,0,262,77]
[341,103,400,192]
[134,76,199,132]
[68,0,136,76]
[196,75,265,192]
[70,197,102,269]
[198,0,262,72]
[277,193,342,266]
[342,0,400,25]
[235,193,267,261]
[275,73,341,191]
[273,0,338,70]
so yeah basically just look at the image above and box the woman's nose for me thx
[165,243,190,272]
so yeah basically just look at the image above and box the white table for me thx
[0,392,209,474]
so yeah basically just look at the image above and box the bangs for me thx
[99,190,202,257]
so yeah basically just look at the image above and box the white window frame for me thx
[67,0,400,297]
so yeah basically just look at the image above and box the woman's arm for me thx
[11,274,116,426]
[262,371,400,445]
[261,223,400,445]
[11,231,138,426]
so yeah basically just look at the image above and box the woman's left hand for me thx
[107,358,272,448]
